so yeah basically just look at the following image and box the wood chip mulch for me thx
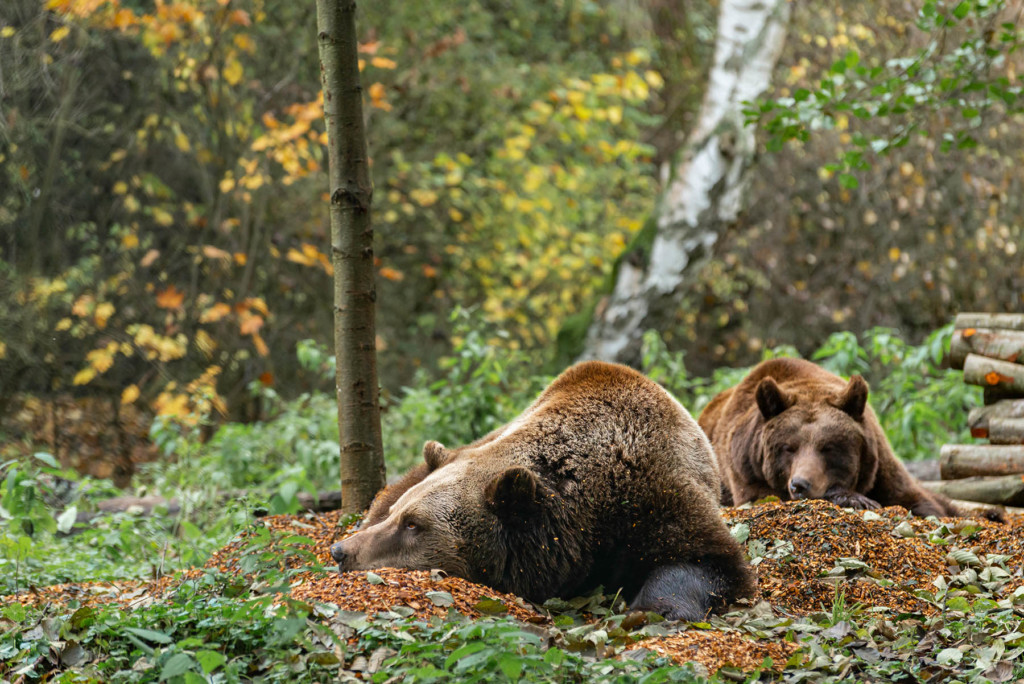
[4,498,1022,675]
[644,630,799,672]
[289,567,543,623]
[723,499,1022,616]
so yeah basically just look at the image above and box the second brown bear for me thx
[699,357,970,518]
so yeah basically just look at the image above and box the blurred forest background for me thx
[1,0,1022,482]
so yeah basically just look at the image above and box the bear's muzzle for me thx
[788,476,811,499]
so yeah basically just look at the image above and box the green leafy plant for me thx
[381,309,550,473]
[747,0,1023,183]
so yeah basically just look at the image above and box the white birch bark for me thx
[581,0,791,365]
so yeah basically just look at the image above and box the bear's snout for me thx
[330,541,348,568]
[788,476,811,499]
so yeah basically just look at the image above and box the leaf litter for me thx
[4,498,1023,677]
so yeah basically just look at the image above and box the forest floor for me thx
[6,499,1023,680]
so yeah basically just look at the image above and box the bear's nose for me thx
[330,541,348,566]
[788,477,811,499]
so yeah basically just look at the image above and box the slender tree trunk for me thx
[29,66,79,273]
[581,0,791,365]
[316,0,386,513]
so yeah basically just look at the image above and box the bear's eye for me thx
[404,519,420,532]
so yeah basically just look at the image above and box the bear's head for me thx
[754,374,878,501]
[330,455,550,587]
[361,441,455,527]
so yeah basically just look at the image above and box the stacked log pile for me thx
[922,313,1024,510]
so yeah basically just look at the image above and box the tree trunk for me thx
[29,64,79,273]
[580,0,791,365]
[316,0,386,513]
[954,313,1024,332]
[963,353,1024,395]
[969,399,1024,438]
[939,444,1024,478]
[920,475,1024,507]
[949,328,1024,370]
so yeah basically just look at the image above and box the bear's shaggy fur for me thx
[363,435,499,528]
[699,357,971,517]
[332,361,756,620]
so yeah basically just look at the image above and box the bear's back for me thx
[475,361,721,504]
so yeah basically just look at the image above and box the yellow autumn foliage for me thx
[121,384,140,405]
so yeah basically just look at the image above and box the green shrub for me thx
[381,309,550,474]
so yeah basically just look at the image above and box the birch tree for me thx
[316,0,387,513]
[581,0,791,365]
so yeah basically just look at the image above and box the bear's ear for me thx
[485,467,541,520]
[422,441,450,471]
[755,378,792,420]
[834,375,868,420]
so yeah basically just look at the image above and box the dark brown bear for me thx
[332,361,756,621]
[699,357,974,517]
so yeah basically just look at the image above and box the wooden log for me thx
[968,399,1024,438]
[948,499,1024,519]
[949,328,1024,370]
[989,418,1024,445]
[940,444,1024,478]
[963,354,1024,395]
[955,313,1024,332]
[920,474,1024,507]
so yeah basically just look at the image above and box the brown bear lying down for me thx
[332,361,756,621]
[699,357,998,520]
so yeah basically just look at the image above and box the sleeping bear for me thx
[698,357,991,519]
[332,361,756,621]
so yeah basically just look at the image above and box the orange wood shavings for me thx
[644,630,799,672]
[723,499,1019,616]
[290,567,543,622]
